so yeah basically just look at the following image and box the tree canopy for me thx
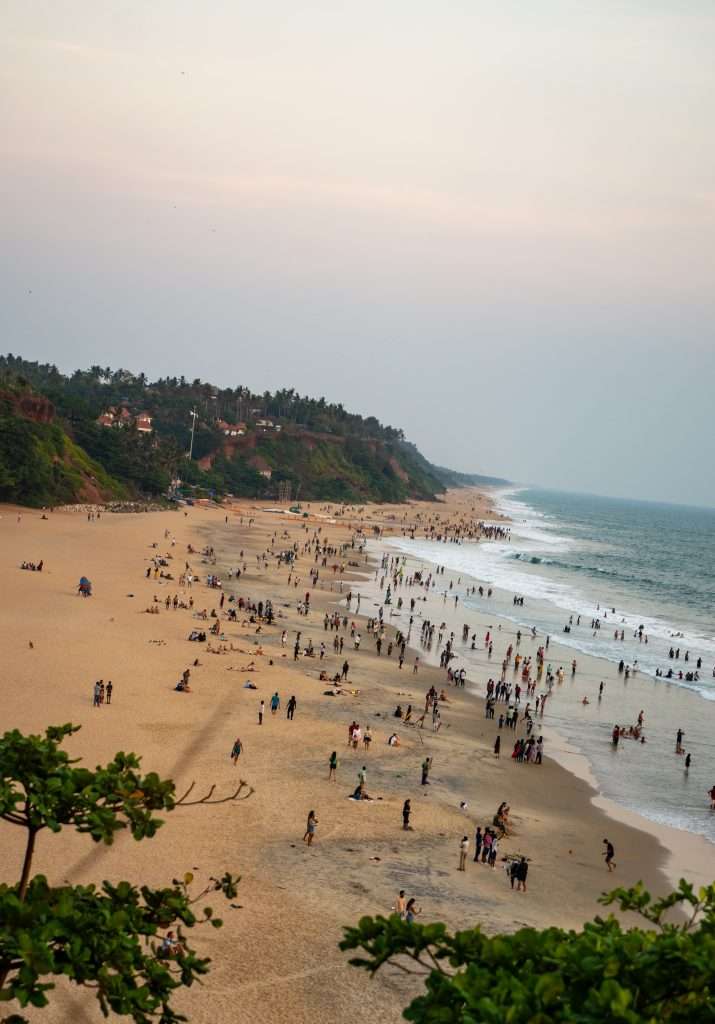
[341,880,715,1022]
[0,724,242,1024]
[0,354,486,505]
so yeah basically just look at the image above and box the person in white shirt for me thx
[458,835,469,871]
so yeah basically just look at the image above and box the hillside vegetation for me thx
[0,355,504,506]
[0,390,126,507]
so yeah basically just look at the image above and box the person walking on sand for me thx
[494,735,501,758]
[421,756,431,785]
[258,699,264,725]
[473,826,483,862]
[394,890,406,918]
[402,799,411,830]
[230,737,244,764]
[270,692,280,715]
[413,657,420,674]
[106,680,113,705]
[603,838,616,871]
[458,835,469,871]
[287,695,297,720]
[404,897,420,924]
[303,810,318,846]
[516,856,529,892]
[328,751,338,781]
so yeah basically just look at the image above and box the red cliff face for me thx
[0,391,55,424]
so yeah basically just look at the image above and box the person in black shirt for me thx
[603,838,616,871]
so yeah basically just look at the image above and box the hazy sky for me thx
[2,2,714,504]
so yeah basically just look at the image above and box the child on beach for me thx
[303,810,318,846]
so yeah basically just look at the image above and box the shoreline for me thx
[360,522,714,890]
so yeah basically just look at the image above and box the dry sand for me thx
[0,491,708,1024]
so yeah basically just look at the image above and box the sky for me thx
[2,1,714,505]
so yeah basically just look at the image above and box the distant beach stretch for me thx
[1,487,713,1024]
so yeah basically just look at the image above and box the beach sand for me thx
[0,491,710,1023]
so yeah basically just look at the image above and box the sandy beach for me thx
[1,490,711,1024]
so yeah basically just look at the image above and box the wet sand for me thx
[0,491,709,1024]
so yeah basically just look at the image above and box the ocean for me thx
[381,487,715,847]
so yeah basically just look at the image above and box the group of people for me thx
[92,679,113,706]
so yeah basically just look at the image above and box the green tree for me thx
[341,880,715,1022]
[0,724,246,1024]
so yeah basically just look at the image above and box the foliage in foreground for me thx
[341,880,715,1022]
[0,724,241,1024]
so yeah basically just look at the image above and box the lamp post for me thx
[187,407,198,459]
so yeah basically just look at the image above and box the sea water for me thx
[383,488,715,846]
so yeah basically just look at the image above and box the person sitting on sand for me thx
[394,704,403,718]
[387,733,400,746]
[351,782,373,801]
[174,679,191,692]
[493,803,510,836]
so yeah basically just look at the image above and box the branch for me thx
[383,958,428,977]
[174,781,196,804]
[18,827,37,901]
[425,947,448,976]
[0,812,28,826]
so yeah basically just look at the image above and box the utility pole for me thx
[187,407,198,459]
